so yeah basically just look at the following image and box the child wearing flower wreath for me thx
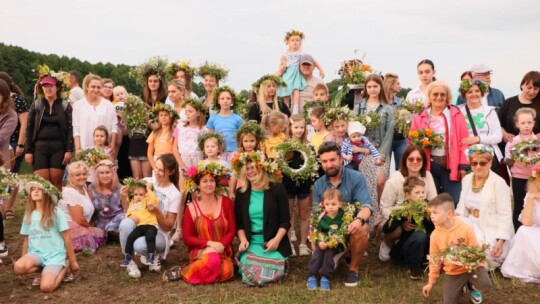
[276,30,324,114]
[205,86,243,162]
[504,107,538,230]
[322,106,356,148]
[199,131,229,169]
[262,110,288,160]
[307,188,346,291]
[147,104,178,172]
[422,193,492,304]
[14,176,79,293]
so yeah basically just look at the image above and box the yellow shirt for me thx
[126,192,160,226]
[262,133,286,159]
[310,130,329,154]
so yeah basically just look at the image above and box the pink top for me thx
[505,133,537,179]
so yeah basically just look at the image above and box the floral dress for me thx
[90,185,125,233]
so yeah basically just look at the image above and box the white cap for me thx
[470,64,492,74]
[347,121,366,136]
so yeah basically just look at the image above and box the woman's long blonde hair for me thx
[257,80,279,122]
[238,163,271,193]
[24,188,56,229]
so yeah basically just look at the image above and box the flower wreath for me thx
[251,74,287,91]
[166,60,196,79]
[506,139,540,166]
[197,62,229,82]
[122,177,148,197]
[211,86,244,113]
[151,103,180,122]
[197,131,226,154]
[459,79,488,95]
[310,202,360,249]
[184,162,231,195]
[275,140,319,185]
[355,111,382,131]
[236,121,266,147]
[302,100,328,123]
[33,64,71,101]
[321,106,357,127]
[182,97,208,114]
[428,243,491,272]
[465,144,494,157]
[388,200,430,233]
[230,151,282,180]
[75,148,110,168]
[284,29,305,42]
[0,166,18,199]
[18,174,62,204]
[123,94,151,138]
[131,56,168,86]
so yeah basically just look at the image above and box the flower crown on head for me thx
[465,144,494,157]
[236,121,266,145]
[184,162,231,195]
[182,97,208,114]
[151,103,180,122]
[198,131,225,154]
[212,86,242,112]
[166,60,196,79]
[33,64,71,101]
[460,79,488,94]
[18,174,62,204]
[251,74,287,90]
[95,160,119,173]
[197,62,229,82]
[131,56,168,86]
[231,151,282,181]
[322,106,357,126]
[284,30,305,43]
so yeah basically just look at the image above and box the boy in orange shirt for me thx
[422,193,492,304]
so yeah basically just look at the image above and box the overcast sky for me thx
[1,0,539,96]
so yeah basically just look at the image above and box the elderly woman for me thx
[119,153,180,276]
[58,161,105,253]
[234,151,291,285]
[456,144,514,267]
[162,162,235,284]
[378,145,438,277]
[410,81,470,202]
[90,159,126,236]
[457,79,503,176]
[501,169,540,283]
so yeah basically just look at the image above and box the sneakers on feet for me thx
[148,254,162,272]
[306,276,317,290]
[378,241,391,262]
[290,243,297,257]
[0,242,8,257]
[127,260,141,278]
[290,230,297,242]
[409,268,423,280]
[344,270,359,287]
[320,277,331,291]
[171,230,182,242]
[142,253,154,266]
[120,253,132,267]
[298,244,311,256]
[469,287,483,304]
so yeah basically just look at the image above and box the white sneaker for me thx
[290,243,297,256]
[379,241,391,262]
[127,260,141,278]
[290,230,297,242]
[171,230,182,242]
[0,242,8,257]
[298,244,311,256]
[148,255,162,272]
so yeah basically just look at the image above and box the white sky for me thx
[1,0,539,96]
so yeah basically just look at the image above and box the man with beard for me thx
[312,141,373,288]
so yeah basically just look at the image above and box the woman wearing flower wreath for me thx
[357,74,394,215]
[456,144,514,268]
[247,75,291,124]
[457,79,504,176]
[165,60,198,100]
[164,79,188,124]
[198,62,228,117]
[162,162,236,284]
[233,151,292,285]
[25,66,74,189]
[409,81,470,203]
[58,161,105,253]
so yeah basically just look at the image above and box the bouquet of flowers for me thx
[408,128,444,149]
[0,166,18,199]
[388,200,430,233]
[331,50,374,107]
[505,139,540,166]
[355,111,381,131]
[75,148,109,168]
[123,94,150,138]
[310,202,360,249]
[394,100,425,135]
[428,243,491,272]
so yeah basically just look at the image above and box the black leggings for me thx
[125,225,158,255]
[0,211,4,242]
[33,140,65,170]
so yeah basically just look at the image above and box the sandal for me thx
[162,266,182,283]
[5,210,14,220]
[32,276,41,287]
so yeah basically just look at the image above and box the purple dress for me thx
[90,185,125,233]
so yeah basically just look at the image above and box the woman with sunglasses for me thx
[378,146,437,271]
[456,144,514,268]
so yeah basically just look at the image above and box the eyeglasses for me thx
[470,161,489,167]
[407,157,423,163]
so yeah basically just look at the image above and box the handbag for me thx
[235,251,288,286]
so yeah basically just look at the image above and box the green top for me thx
[249,190,264,234]
[317,208,344,244]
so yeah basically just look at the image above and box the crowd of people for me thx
[0,29,539,303]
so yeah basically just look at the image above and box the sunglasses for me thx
[407,157,423,163]
[470,161,489,167]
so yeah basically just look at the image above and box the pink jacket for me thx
[410,105,470,181]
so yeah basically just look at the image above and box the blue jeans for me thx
[391,139,407,171]
[430,160,462,204]
[9,141,24,173]
[119,218,167,256]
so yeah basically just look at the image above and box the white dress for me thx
[501,197,540,283]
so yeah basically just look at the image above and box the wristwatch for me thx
[354,217,366,225]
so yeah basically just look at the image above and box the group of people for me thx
[0,29,539,303]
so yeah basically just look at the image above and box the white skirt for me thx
[459,216,509,268]
[501,226,540,283]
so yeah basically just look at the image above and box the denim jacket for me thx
[357,99,395,158]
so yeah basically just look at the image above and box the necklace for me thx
[472,173,489,193]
